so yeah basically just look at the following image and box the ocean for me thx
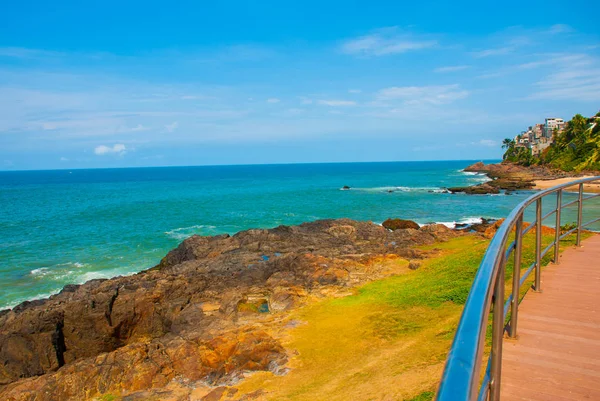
[1,160,596,310]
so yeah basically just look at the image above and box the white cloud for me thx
[528,68,600,101]
[472,47,513,58]
[348,89,362,94]
[341,28,437,57]
[299,97,313,104]
[518,54,592,70]
[94,144,127,156]
[478,139,497,147]
[164,121,179,132]
[129,124,146,132]
[376,84,469,105]
[60,157,69,161]
[434,65,470,73]
[267,98,281,103]
[317,100,357,107]
[523,54,600,101]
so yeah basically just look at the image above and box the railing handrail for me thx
[437,175,600,401]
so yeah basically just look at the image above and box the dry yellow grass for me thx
[235,236,489,401]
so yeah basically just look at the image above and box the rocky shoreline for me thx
[0,218,478,401]
[448,161,577,195]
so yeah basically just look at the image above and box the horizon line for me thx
[0,158,503,173]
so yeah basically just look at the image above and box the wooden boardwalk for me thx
[501,234,600,400]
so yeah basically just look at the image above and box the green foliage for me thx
[560,222,577,233]
[502,138,514,150]
[408,391,435,401]
[504,146,534,166]
[503,113,600,172]
[592,121,600,137]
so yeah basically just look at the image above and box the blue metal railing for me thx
[436,176,600,401]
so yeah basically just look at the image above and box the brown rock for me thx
[0,218,458,400]
[463,162,487,172]
[448,183,500,195]
[408,261,421,270]
[382,218,420,231]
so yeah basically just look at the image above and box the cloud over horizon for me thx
[0,5,598,170]
[94,144,127,156]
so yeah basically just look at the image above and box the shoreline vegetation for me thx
[450,111,600,195]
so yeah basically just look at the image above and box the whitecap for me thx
[165,225,218,240]
[420,217,494,229]
[30,267,50,276]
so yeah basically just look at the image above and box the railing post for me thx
[554,190,562,264]
[509,215,523,338]
[490,257,505,401]
[576,183,583,246]
[534,198,542,292]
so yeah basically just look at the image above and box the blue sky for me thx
[0,0,599,170]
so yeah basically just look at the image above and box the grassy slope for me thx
[236,231,587,401]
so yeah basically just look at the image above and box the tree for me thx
[502,138,514,149]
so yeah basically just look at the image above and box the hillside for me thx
[503,112,600,172]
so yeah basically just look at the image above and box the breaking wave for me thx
[29,262,88,277]
[344,186,451,194]
[420,217,495,229]
[165,225,218,240]
[461,170,492,183]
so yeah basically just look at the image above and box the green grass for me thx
[223,231,592,400]
[408,391,435,401]
[237,235,487,400]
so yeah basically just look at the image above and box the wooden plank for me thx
[501,234,600,400]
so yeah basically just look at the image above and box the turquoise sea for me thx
[1,160,598,310]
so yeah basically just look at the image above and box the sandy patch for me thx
[534,176,600,193]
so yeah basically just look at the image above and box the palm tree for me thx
[502,138,514,149]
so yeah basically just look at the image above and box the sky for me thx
[0,0,599,170]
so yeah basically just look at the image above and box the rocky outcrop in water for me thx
[448,162,570,194]
[0,219,457,401]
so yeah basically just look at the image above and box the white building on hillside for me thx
[544,118,565,138]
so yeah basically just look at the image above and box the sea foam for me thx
[165,225,218,240]
[423,217,489,229]
[349,186,450,194]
